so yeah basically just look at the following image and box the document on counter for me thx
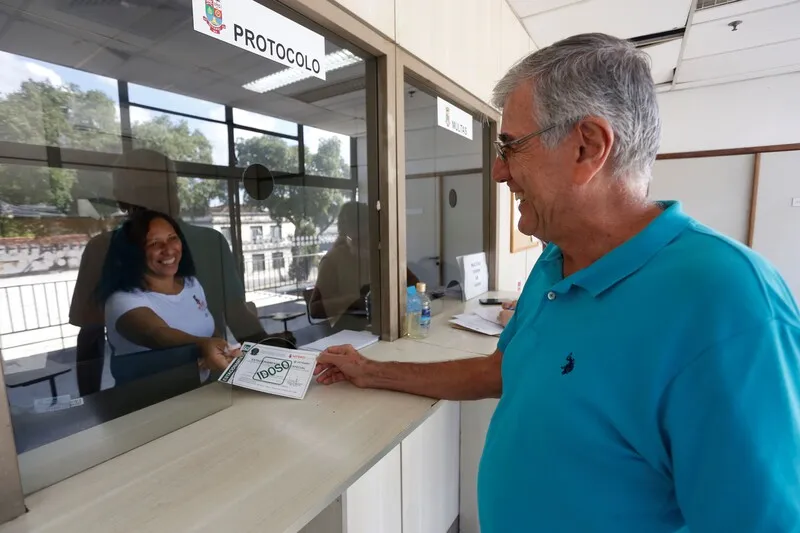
[299,329,380,352]
[449,313,504,337]
[473,306,503,325]
[219,342,317,400]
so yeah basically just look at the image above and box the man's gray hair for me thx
[492,33,661,181]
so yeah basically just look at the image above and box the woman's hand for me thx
[198,337,241,372]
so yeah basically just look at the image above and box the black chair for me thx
[302,287,328,325]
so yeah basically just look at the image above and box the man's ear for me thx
[573,117,614,186]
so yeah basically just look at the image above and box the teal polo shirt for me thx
[477,201,800,532]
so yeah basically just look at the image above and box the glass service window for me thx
[403,81,487,293]
[0,0,377,495]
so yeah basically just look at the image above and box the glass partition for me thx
[0,0,376,494]
[403,81,487,297]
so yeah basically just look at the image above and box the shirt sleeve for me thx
[662,318,800,533]
[104,290,151,330]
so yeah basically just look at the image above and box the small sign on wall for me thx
[192,0,327,80]
[791,198,800,207]
[437,97,473,140]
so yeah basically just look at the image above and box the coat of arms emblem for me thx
[203,0,226,34]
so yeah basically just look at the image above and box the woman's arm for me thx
[115,308,237,370]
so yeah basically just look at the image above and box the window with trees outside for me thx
[0,0,376,495]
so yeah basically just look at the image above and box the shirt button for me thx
[547,291,556,301]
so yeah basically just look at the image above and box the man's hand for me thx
[315,344,374,387]
[498,300,517,327]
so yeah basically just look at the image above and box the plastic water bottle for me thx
[406,285,421,338]
[416,282,431,338]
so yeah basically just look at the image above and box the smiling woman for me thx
[95,210,239,383]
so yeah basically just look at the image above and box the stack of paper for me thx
[449,312,504,336]
[299,329,380,352]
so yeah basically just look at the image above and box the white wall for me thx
[650,156,754,243]
[751,151,800,301]
[658,73,800,153]
[332,0,534,103]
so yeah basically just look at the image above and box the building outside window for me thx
[270,224,282,241]
[272,251,285,269]
[251,226,263,243]
[253,253,266,272]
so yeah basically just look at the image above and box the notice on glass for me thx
[218,343,317,400]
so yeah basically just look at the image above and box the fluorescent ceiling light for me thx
[243,50,362,93]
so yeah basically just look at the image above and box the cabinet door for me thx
[343,445,402,533]
[459,398,498,533]
[401,401,460,533]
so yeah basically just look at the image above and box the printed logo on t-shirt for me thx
[193,294,210,317]
[561,354,575,375]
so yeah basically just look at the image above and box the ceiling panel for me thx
[520,0,692,47]
[677,38,800,83]
[508,0,585,19]
[682,1,800,59]
[642,39,683,85]
[0,1,368,137]
[692,0,797,24]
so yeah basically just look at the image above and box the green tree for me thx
[131,115,226,217]
[235,134,347,233]
[236,134,350,286]
[306,137,349,179]
[0,81,119,213]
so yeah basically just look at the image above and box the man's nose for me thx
[492,156,510,183]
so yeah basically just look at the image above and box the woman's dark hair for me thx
[94,210,196,303]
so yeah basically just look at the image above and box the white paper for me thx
[300,330,380,352]
[474,307,503,325]
[218,343,317,400]
[457,252,489,301]
[449,313,503,337]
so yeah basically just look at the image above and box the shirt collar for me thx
[541,201,691,297]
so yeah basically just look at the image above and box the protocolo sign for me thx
[437,97,473,140]
[192,0,327,80]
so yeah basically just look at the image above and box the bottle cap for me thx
[416,282,426,293]
[407,285,417,295]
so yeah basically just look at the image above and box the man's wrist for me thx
[362,358,386,389]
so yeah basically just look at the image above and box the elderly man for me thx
[315,33,800,532]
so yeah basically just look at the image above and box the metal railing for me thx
[0,279,78,359]
[243,251,324,295]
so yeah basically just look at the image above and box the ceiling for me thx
[506,0,800,91]
[0,0,368,137]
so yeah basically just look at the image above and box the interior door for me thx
[405,177,441,287]
[442,173,483,288]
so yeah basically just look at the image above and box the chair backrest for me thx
[302,287,321,325]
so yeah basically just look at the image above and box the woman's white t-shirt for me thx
[104,277,215,356]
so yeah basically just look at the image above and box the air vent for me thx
[696,0,742,10]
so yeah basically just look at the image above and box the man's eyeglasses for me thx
[493,124,557,162]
